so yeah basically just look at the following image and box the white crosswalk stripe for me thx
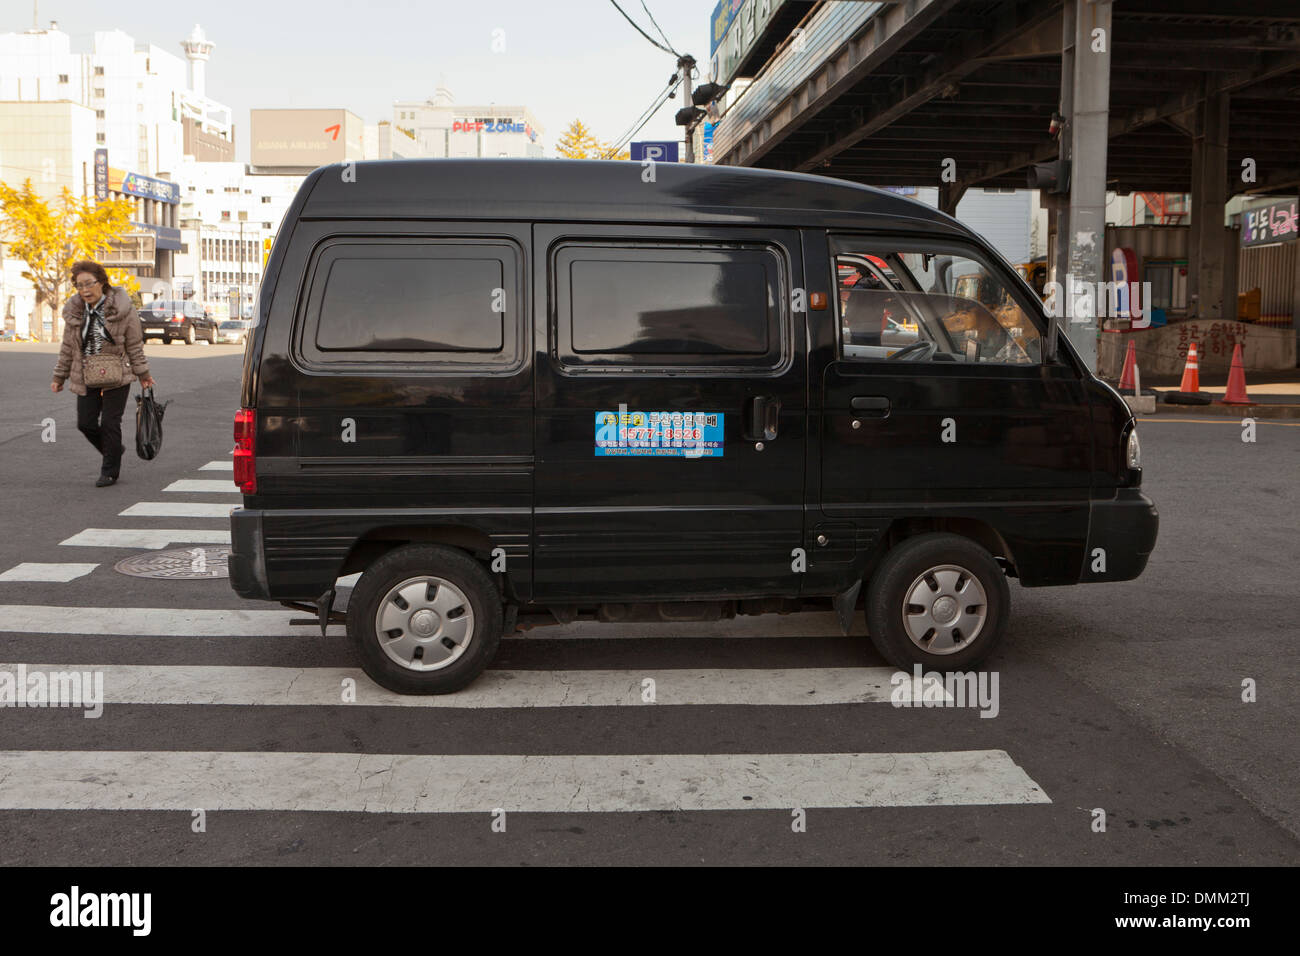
[162,479,239,493]
[0,662,946,707]
[60,528,231,549]
[0,749,1050,812]
[120,501,236,518]
[198,461,233,471]
[0,563,98,582]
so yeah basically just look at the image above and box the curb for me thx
[1147,400,1300,420]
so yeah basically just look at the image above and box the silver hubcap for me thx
[374,575,474,671]
[901,564,988,655]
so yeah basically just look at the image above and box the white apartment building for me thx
[0,22,243,328]
[0,23,234,177]
[390,87,545,159]
[170,158,304,310]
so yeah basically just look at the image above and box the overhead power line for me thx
[639,0,678,56]
[608,0,675,56]
[604,75,682,159]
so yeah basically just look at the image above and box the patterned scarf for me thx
[81,295,110,355]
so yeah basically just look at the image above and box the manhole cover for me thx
[115,546,230,579]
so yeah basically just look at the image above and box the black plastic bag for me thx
[135,387,171,460]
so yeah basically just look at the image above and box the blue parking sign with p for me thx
[630,141,679,163]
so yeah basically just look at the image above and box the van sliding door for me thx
[532,224,807,602]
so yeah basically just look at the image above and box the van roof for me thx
[298,159,967,234]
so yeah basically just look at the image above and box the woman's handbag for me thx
[135,387,170,460]
[82,353,129,389]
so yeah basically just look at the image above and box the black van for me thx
[229,159,1157,694]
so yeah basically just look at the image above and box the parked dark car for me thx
[139,299,217,344]
[228,159,1158,695]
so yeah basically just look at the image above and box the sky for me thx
[10,0,717,159]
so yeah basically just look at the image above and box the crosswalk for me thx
[0,456,1052,823]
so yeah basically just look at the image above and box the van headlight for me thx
[1126,428,1142,471]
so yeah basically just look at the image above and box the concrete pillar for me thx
[1187,85,1229,321]
[1065,0,1113,372]
[1292,242,1300,357]
[1049,1,1076,309]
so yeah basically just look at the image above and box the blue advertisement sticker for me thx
[595,410,724,457]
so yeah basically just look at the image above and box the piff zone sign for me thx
[453,119,537,140]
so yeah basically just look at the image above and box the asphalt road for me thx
[0,342,1296,865]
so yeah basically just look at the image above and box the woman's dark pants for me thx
[76,384,131,479]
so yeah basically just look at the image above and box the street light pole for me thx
[238,217,244,318]
[679,55,696,163]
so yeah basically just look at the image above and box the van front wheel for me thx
[865,533,1009,672]
[347,545,502,694]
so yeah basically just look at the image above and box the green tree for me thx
[0,180,136,341]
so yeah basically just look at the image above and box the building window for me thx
[261,196,271,203]
[262,222,272,229]
[205,188,214,194]
[96,133,105,144]
[95,109,104,119]
[94,66,104,76]
[94,88,105,98]
[58,74,68,83]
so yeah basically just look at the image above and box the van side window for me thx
[555,241,786,370]
[316,256,503,352]
[297,238,523,371]
[834,245,1042,365]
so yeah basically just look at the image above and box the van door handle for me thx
[851,395,890,413]
[746,395,780,441]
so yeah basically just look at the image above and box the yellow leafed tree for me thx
[0,180,136,341]
[555,119,631,160]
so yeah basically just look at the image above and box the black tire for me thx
[865,533,1009,672]
[185,325,196,345]
[347,544,502,694]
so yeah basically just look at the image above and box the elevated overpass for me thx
[709,0,1300,367]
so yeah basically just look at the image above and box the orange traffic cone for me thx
[1221,343,1251,405]
[1118,340,1137,392]
[1178,341,1200,393]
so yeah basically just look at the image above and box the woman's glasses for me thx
[73,279,100,290]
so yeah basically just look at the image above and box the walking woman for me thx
[51,260,156,486]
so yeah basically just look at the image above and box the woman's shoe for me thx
[95,474,117,487]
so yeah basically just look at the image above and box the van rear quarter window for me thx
[556,242,784,369]
[295,237,523,371]
[316,255,503,352]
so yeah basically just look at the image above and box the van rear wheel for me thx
[865,533,1009,672]
[347,544,502,694]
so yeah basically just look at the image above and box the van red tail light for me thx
[233,408,256,493]
[171,313,183,322]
